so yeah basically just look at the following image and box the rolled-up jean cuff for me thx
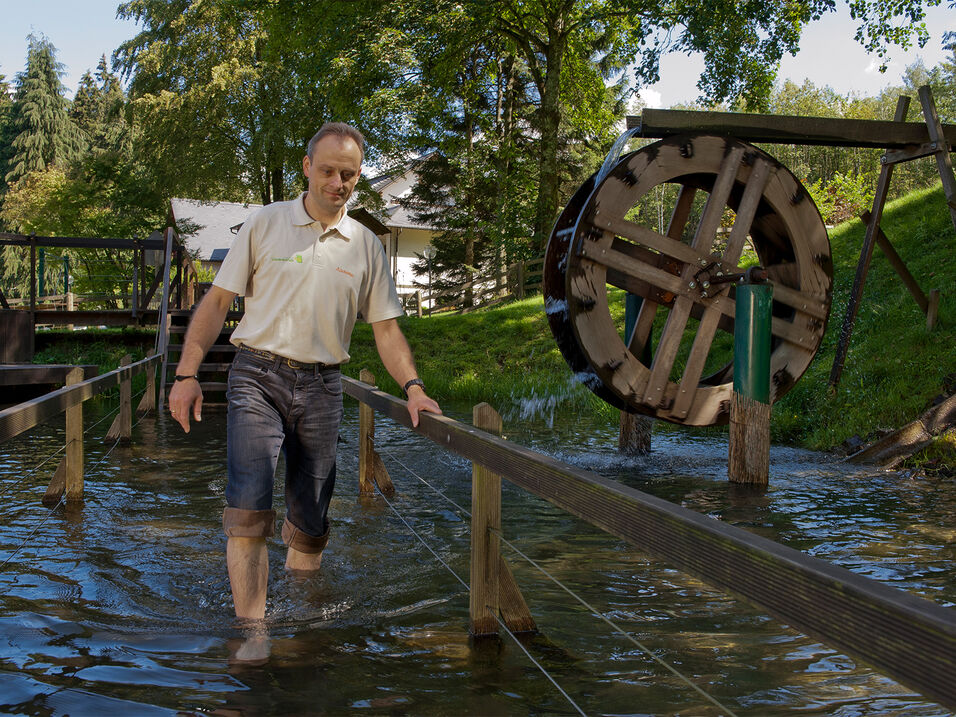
[282,519,329,554]
[223,507,276,538]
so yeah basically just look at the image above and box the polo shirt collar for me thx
[292,191,358,240]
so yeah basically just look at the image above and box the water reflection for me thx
[0,399,952,714]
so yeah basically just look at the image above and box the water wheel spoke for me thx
[643,297,694,406]
[723,158,773,263]
[670,308,723,419]
[590,213,711,271]
[688,145,746,254]
[763,263,829,321]
[578,240,687,297]
[666,184,698,238]
[627,298,659,358]
[681,290,814,348]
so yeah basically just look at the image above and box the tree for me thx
[1,157,167,306]
[3,34,84,187]
[115,0,307,204]
[70,56,130,158]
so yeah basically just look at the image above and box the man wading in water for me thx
[168,122,441,620]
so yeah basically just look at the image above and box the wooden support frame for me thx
[830,85,955,386]
[469,403,535,636]
[829,96,911,388]
[105,355,133,443]
[357,369,395,497]
[42,367,84,506]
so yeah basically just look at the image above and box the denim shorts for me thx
[224,348,343,548]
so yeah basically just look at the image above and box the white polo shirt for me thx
[213,192,403,365]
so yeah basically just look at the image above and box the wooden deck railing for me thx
[0,354,160,503]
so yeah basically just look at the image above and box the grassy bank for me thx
[347,183,955,459]
[31,185,954,463]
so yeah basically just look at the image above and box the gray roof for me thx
[170,198,261,261]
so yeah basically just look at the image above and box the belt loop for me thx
[272,356,281,371]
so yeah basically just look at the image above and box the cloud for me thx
[638,88,663,109]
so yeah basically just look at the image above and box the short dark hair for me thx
[307,122,365,161]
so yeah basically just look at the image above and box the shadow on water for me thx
[0,397,953,715]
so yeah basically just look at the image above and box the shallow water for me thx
[0,397,953,715]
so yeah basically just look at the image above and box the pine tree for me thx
[70,56,129,157]
[4,34,84,186]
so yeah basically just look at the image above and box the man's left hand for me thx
[406,386,441,428]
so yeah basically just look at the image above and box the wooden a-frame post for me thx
[470,403,535,637]
[829,85,956,387]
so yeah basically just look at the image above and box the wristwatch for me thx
[402,378,425,397]
[174,374,199,381]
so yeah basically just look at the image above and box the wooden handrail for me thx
[0,354,160,444]
[343,375,956,710]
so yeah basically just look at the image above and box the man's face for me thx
[302,135,363,221]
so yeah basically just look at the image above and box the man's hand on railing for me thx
[168,377,203,433]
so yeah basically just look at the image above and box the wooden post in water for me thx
[357,369,395,497]
[43,368,85,506]
[105,355,132,443]
[136,351,157,414]
[470,403,536,636]
[729,283,773,484]
[619,293,652,455]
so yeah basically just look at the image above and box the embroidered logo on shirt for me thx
[336,267,354,278]
[271,255,304,263]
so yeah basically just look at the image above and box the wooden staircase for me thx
[162,308,243,404]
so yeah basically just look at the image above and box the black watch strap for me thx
[402,378,425,397]
[174,374,199,382]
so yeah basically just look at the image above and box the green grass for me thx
[33,184,955,459]
[347,183,956,454]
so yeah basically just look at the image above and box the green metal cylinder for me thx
[733,284,773,404]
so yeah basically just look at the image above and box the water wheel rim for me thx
[542,166,635,413]
[564,134,833,426]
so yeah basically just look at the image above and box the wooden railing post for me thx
[105,355,132,443]
[64,367,84,503]
[359,369,376,495]
[470,403,535,636]
[357,369,395,498]
[42,368,85,506]
[136,351,157,414]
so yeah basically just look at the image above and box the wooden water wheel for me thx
[544,134,833,426]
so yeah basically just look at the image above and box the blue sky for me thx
[0,0,952,107]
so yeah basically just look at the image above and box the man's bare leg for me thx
[285,546,322,572]
[227,536,268,619]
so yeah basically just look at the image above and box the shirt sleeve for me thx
[213,217,255,297]
[360,236,404,323]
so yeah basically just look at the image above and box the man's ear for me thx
[302,155,311,176]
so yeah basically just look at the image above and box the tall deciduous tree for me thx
[3,34,83,186]
[114,0,309,204]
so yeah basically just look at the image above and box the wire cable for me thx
[487,607,586,717]
[380,447,472,518]
[375,450,734,715]
[373,484,587,716]
[490,527,738,717]
[0,434,125,571]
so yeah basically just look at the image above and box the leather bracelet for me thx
[402,378,425,397]
[174,374,199,382]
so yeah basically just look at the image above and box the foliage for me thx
[806,171,875,225]
[3,34,84,188]
[0,157,166,305]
